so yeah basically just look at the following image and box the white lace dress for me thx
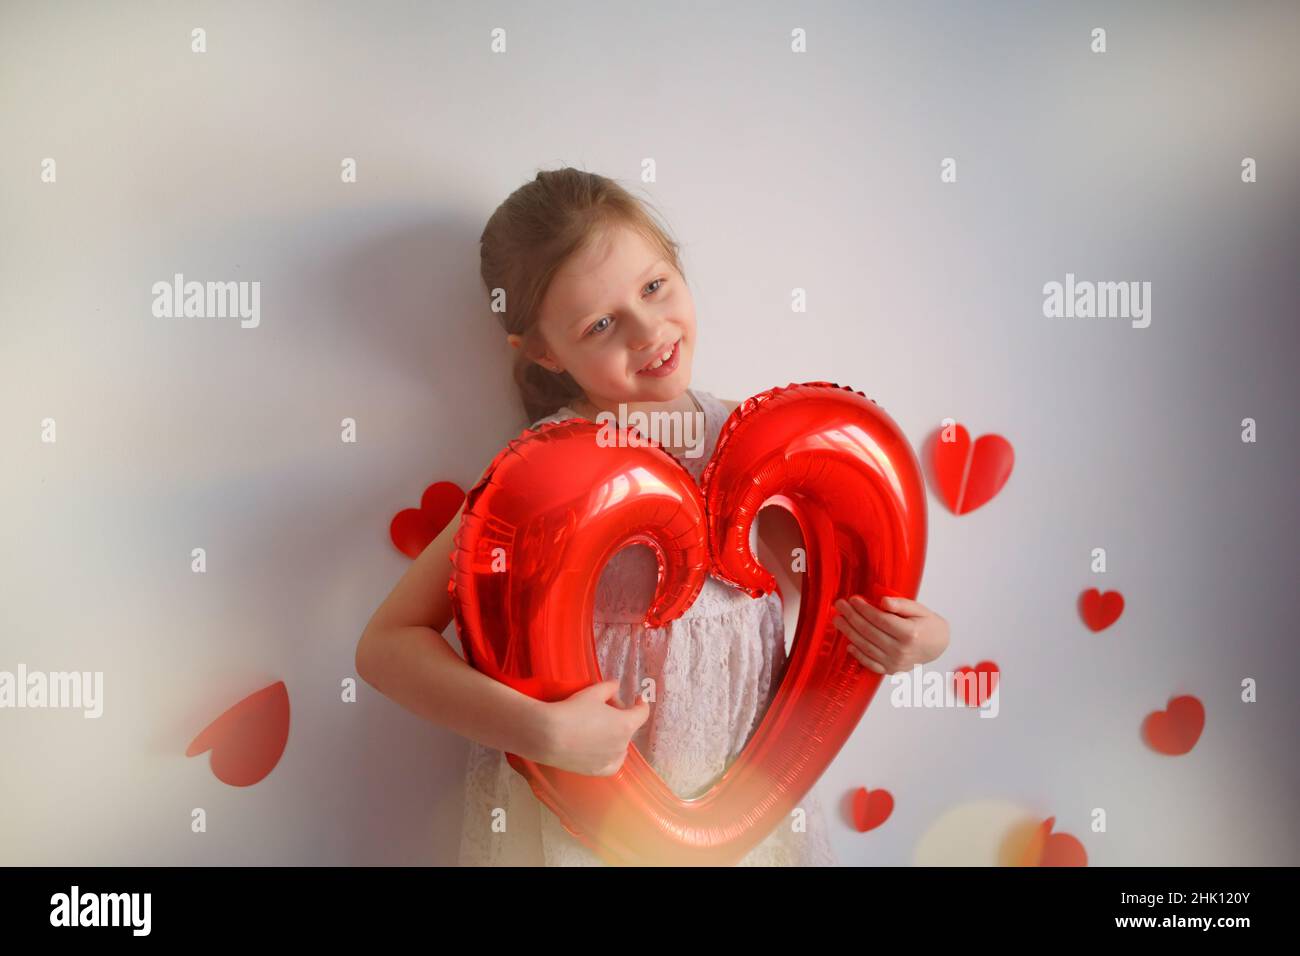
[456,388,840,866]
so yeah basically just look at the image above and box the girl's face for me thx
[515,223,696,411]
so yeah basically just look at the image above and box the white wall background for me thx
[2,0,1297,865]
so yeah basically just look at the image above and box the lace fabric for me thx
[455,388,840,866]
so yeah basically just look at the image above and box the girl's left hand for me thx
[831,595,949,675]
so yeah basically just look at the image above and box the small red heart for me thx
[1025,816,1088,866]
[390,481,465,558]
[1079,588,1124,631]
[953,660,1000,706]
[186,681,290,787]
[933,423,1014,515]
[850,787,894,832]
[1143,695,1204,755]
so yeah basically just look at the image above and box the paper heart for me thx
[450,382,928,865]
[953,661,1000,707]
[1021,816,1088,866]
[932,423,1014,515]
[186,681,290,787]
[1143,695,1204,755]
[851,787,894,832]
[1079,588,1124,631]
[390,481,465,558]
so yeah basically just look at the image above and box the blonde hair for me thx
[479,167,687,423]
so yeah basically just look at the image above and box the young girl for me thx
[356,168,951,866]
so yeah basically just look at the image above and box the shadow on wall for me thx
[180,201,526,864]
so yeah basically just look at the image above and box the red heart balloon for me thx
[390,481,465,558]
[932,423,1014,514]
[449,382,928,865]
[1079,588,1125,631]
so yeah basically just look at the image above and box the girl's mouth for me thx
[636,339,681,377]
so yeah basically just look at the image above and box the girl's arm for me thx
[355,480,551,759]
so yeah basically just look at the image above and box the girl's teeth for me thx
[644,346,674,371]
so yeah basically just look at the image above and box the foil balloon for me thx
[448,381,928,865]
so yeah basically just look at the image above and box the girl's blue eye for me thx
[585,278,666,337]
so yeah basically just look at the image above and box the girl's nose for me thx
[624,309,664,350]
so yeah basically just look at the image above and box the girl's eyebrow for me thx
[569,258,668,332]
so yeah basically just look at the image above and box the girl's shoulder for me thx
[526,408,580,431]
[695,391,741,426]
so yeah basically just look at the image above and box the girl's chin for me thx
[630,371,690,395]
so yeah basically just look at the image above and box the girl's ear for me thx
[508,333,563,373]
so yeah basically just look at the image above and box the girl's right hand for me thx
[535,679,650,776]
